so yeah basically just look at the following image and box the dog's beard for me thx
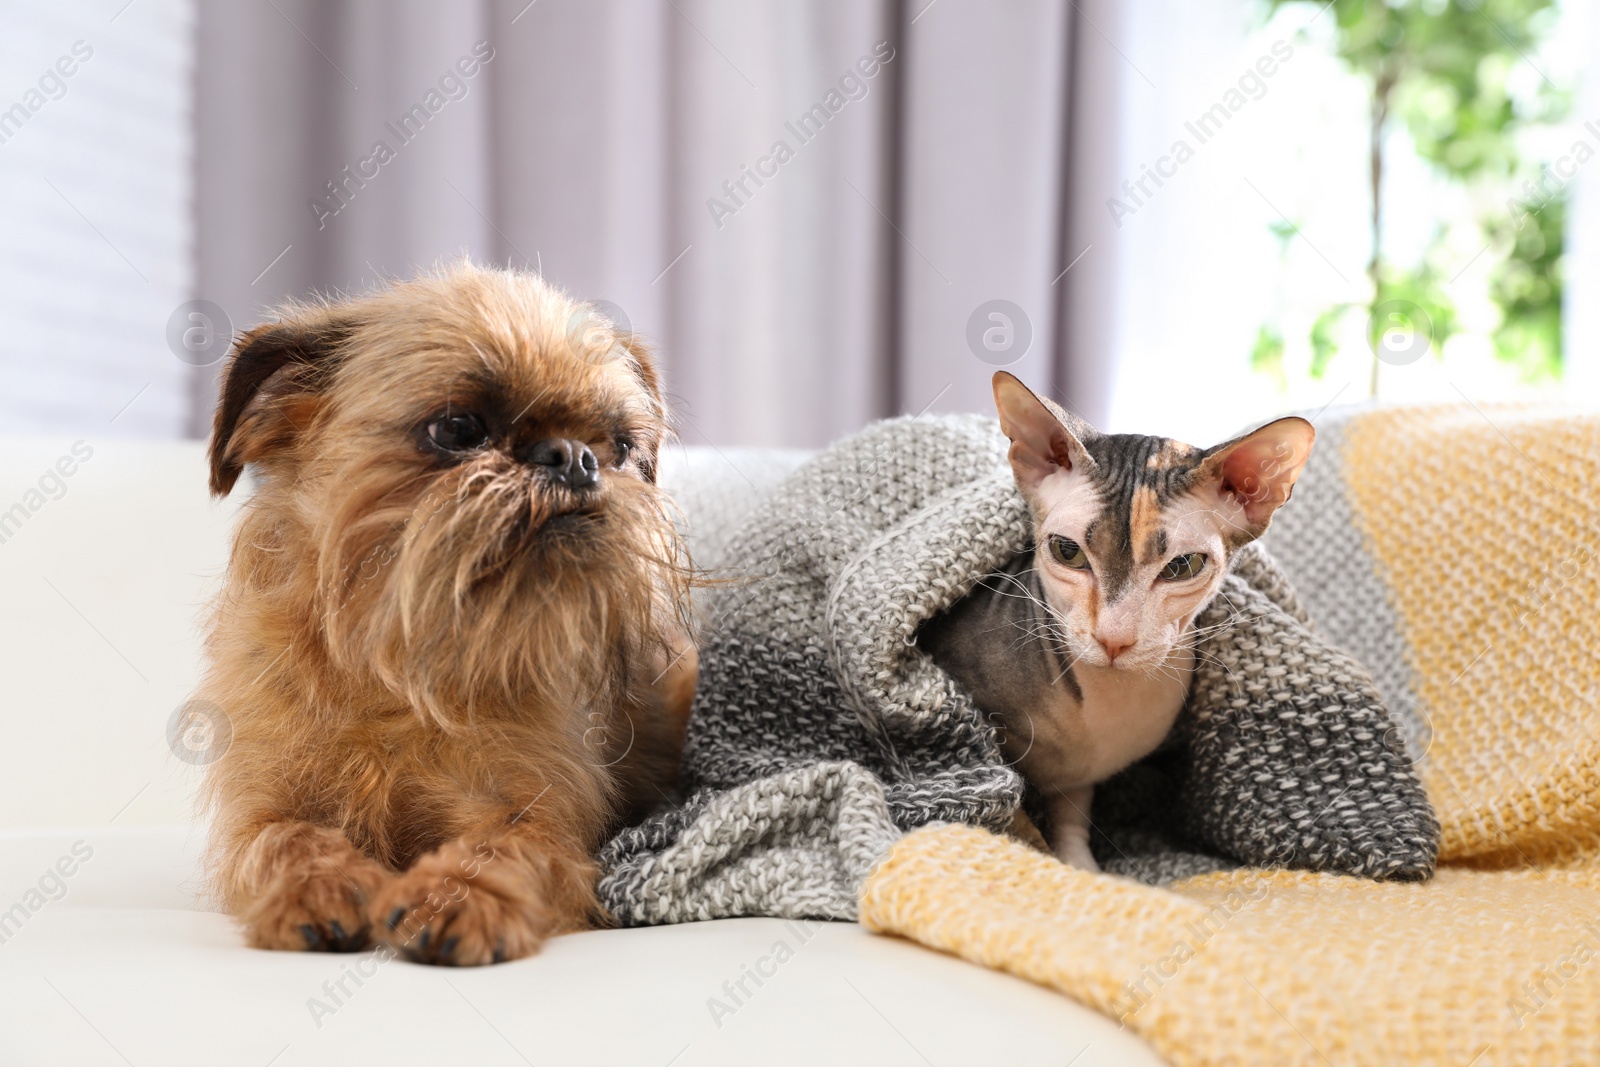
[314,452,687,729]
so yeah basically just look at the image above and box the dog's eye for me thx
[613,438,633,467]
[426,413,490,452]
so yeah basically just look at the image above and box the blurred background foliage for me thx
[1256,0,1570,390]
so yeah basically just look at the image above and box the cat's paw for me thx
[1054,838,1101,873]
[1047,786,1101,872]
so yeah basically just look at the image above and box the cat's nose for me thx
[1098,638,1132,664]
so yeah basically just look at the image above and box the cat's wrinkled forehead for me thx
[1078,433,1205,599]
[998,372,1314,602]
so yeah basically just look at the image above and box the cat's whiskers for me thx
[982,569,1082,657]
[1187,643,1246,691]
[917,372,1315,871]
[1050,646,1093,688]
[1185,605,1273,642]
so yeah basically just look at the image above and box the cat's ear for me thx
[1197,416,1315,539]
[992,372,1095,496]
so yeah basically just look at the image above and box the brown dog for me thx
[197,264,695,965]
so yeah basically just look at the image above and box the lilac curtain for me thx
[193,0,1108,447]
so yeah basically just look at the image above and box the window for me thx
[0,0,195,438]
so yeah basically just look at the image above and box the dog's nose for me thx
[523,438,599,490]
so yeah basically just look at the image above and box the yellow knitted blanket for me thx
[858,405,1600,1067]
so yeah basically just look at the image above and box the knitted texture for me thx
[859,404,1600,1066]
[599,762,900,923]
[863,825,1600,1067]
[1262,414,1428,755]
[600,413,1437,924]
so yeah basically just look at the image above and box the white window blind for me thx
[0,0,195,438]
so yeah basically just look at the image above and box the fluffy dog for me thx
[198,264,695,965]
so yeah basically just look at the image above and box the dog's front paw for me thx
[240,824,389,952]
[368,838,563,966]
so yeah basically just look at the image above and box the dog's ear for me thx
[619,336,666,485]
[209,312,352,497]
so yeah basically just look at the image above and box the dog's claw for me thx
[440,936,459,960]
[417,928,431,951]
[388,907,406,931]
[329,920,348,943]
[301,923,322,949]
[492,939,506,964]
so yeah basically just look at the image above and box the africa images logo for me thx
[1106,38,1295,228]
[0,40,94,147]
[308,42,495,230]
[705,42,896,229]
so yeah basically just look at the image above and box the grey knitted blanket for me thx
[598,415,1439,925]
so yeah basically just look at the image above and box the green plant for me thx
[1490,185,1565,378]
[1258,0,1568,391]
[1252,323,1288,386]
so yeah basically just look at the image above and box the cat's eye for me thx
[1160,552,1207,581]
[425,413,490,452]
[1048,535,1090,570]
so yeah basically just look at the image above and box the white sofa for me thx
[0,436,1164,1066]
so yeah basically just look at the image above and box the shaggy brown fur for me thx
[198,263,695,965]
